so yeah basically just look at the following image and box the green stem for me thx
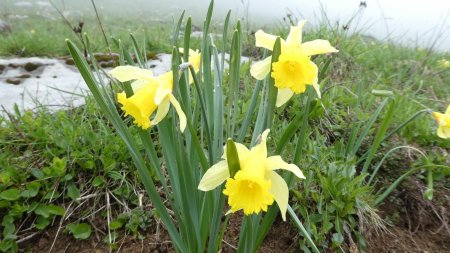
[190,65,213,164]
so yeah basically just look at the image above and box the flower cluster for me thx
[109,21,448,221]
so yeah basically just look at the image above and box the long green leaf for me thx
[361,99,395,173]
[287,205,320,253]
[265,38,281,129]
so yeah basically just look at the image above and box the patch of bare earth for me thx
[366,179,450,253]
[20,178,449,253]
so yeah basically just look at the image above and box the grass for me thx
[0,15,175,57]
[1,5,449,252]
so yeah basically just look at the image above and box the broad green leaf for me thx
[34,204,64,218]
[35,216,50,230]
[0,188,21,201]
[92,176,106,187]
[109,220,123,230]
[67,223,92,240]
[48,205,65,216]
[20,182,41,198]
[67,183,81,201]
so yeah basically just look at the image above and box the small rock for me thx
[8,63,20,68]
[65,58,75,65]
[94,53,119,62]
[0,64,5,74]
[0,20,11,33]
[99,61,115,68]
[53,75,57,78]
[6,79,21,85]
[24,62,41,72]
[18,74,31,78]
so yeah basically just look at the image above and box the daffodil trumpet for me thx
[250,20,338,107]
[432,105,450,139]
[198,129,305,220]
[110,66,186,131]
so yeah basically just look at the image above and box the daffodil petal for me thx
[301,39,338,56]
[252,129,270,158]
[312,79,321,99]
[286,20,306,44]
[110,66,154,82]
[437,126,450,139]
[267,171,289,221]
[250,56,272,80]
[221,143,250,160]
[445,105,450,114]
[309,60,321,98]
[276,88,294,107]
[157,71,174,90]
[261,129,270,144]
[267,155,305,179]
[130,79,148,92]
[255,30,278,50]
[154,87,171,105]
[168,93,186,132]
[151,97,170,125]
[198,160,230,191]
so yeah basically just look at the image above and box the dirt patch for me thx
[19,179,450,253]
[366,179,450,253]
[22,225,173,253]
[20,212,298,253]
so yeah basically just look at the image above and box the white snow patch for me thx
[0,57,89,115]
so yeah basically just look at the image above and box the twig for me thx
[106,190,113,253]
[90,0,112,57]
[49,0,87,55]
[49,202,74,252]
[16,232,40,243]
[76,193,102,201]
[222,239,237,250]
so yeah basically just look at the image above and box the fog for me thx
[3,0,450,51]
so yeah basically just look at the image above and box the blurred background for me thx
[0,0,450,51]
[1,0,449,51]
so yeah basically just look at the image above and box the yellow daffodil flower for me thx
[432,105,450,139]
[110,66,186,131]
[198,129,305,220]
[179,48,201,83]
[250,20,338,107]
[437,59,450,68]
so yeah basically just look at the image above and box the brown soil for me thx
[19,179,449,253]
[21,214,297,253]
[366,179,450,253]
